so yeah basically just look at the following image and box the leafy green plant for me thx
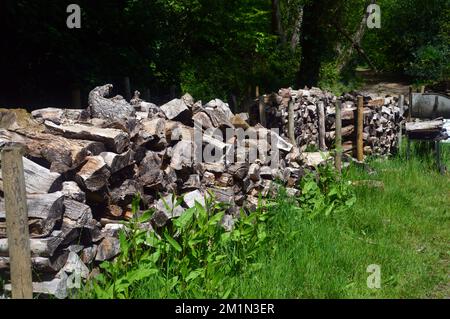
[84,192,269,299]
[297,163,356,219]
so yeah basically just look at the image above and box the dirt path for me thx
[356,70,412,98]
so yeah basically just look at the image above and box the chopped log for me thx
[45,121,130,153]
[31,108,65,124]
[62,199,93,231]
[137,151,163,188]
[0,156,62,194]
[160,98,191,121]
[100,150,132,174]
[110,179,143,207]
[170,140,193,170]
[0,231,68,257]
[75,156,111,192]
[61,181,86,203]
[0,192,64,238]
[89,84,135,121]
[0,129,105,173]
[95,236,121,261]
[183,190,206,208]
[193,112,214,130]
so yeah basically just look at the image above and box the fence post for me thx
[356,96,364,161]
[317,101,326,151]
[335,100,342,174]
[257,86,266,127]
[1,145,33,299]
[288,97,296,145]
[397,95,405,153]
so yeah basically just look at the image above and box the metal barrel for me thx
[411,93,450,119]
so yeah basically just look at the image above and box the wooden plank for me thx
[356,96,364,161]
[1,145,33,298]
[405,120,444,132]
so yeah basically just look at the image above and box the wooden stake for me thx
[317,101,326,151]
[397,95,405,153]
[356,96,364,161]
[335,100,342,174]
[288,98,296,145]
[408,86,413,122]
[258,95,266,127]
[1,145,33,299]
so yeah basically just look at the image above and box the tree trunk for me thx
[290,5,304,51]
[335,0,377,74]
[272,0,286,44]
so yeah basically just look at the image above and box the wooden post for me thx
[356,96,364,161]
[1,145,33,299]
[408,86,413,122]
[123,77,131,101]
[256,86,266,127]
[335,100,342,174]
[420,85,425,94]
[397,95,405,153]
[258,96,266,127]
[317,101,326,151]
[288,98,296,145]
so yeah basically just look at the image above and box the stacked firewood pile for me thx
[0,84,313,298]
[261,88,405,156]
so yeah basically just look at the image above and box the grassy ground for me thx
[228,144,450,298]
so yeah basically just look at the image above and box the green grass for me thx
[228,144,450,298]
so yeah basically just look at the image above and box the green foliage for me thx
[85,192,269,299]
[405,42,450,85]
[297,162,356,219]
[363,0,449,83]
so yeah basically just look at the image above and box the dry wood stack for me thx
[0,84,313,298]
[261,87,405,156]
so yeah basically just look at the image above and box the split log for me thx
[0,156,62,194]
[89,84,135,121]
[62,200,93,231]
[95,236,121,261]
[0,129,105,173]
[75,156,111,192]
[45,121,130,153]
[160,98,191,122]
[0,192,64,238]
[100,150,132,174]
[62,181,86,203]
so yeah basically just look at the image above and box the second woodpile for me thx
[259,87,405,156]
